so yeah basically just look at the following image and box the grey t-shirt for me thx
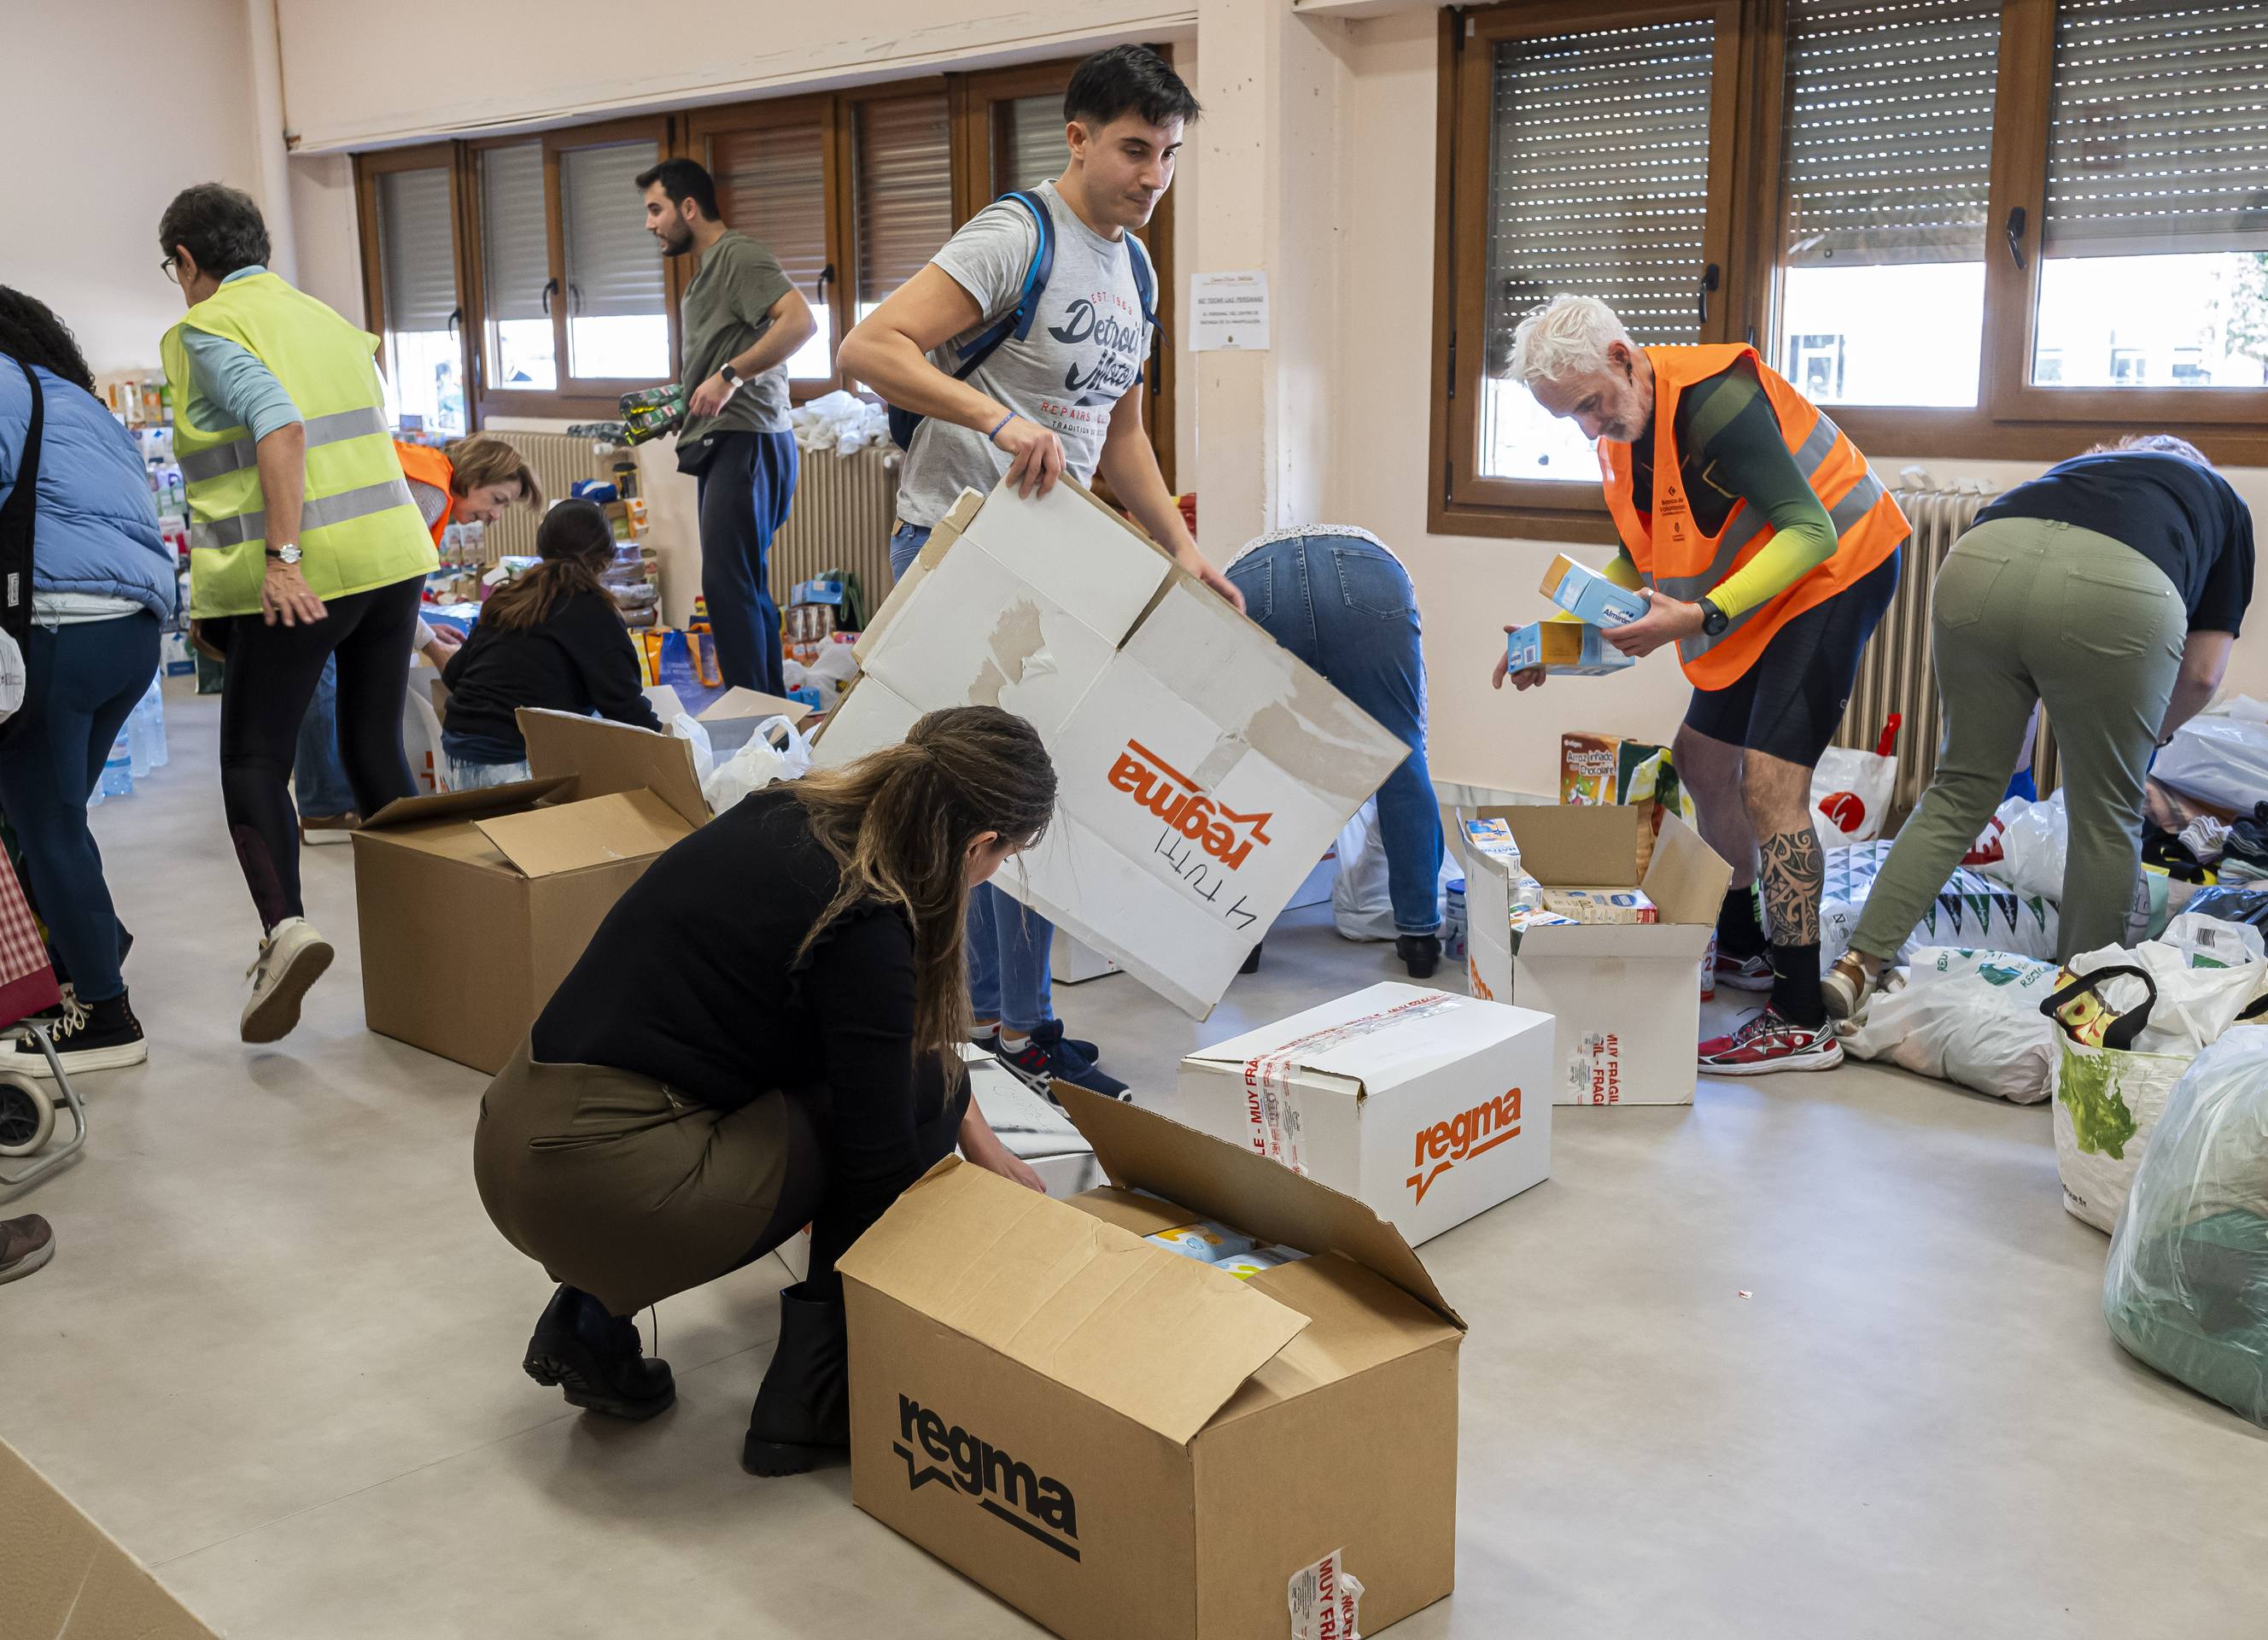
[678,230,794,440]
[896,181,1154,528]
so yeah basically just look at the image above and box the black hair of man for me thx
[0,286,98,397]
[634,157,722,223]
[158,184,272,279]
[1063,44,1201,131]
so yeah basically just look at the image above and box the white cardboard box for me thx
[815,477,1406,1018]
[1158,981,1554,1245]
[1456,805,1731,1108]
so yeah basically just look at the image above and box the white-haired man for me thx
[1491,296,1908,1075]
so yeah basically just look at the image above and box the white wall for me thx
[5,0,265,377]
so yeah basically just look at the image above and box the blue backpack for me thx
[886,189,1159,452]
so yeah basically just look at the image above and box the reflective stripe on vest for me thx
[174,405,393,483]
[187,474,417,551]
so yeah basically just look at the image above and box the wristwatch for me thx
[1698,594,1729,637]
[719,364,743,389]
[265,543,302,566]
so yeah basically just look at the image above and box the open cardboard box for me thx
[813,477,1407,1019]
[839,1085,1462,1640]
[1,1438,223,1638]
[1456,804,1731,1107]
[351,707,710,1074]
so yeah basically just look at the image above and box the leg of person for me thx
[2025,524,2186,958]
[696,433,769,692]
[293,654,359,841]
[991,894,1128,1100]
[1298,536,1447,975]
[744,430,798,696]
[887,522,932,582]
[0,617,159,1074]
[328,576,424,820]
[1675,694,1768,991]
[1829,527,2042,1016]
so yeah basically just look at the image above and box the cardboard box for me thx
[815,477,1406,1018]
[1505,620,1634,676]
[1050,931,1124,985]
[1,1438,223,1638]
[1160,981,1554,1245]
[1540,552,1648,627]
[839,1086,1463,1640]
[352,708,708,1074]
[1456,805,1731,1107]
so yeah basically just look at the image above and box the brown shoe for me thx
[0,1215,55,1284]
[299,812,362,847]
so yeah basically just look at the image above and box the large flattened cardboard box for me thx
[839,1086,1463,1640]
[1457,804,1731,1108]
[353,708,710,1074]
[1159,981,1554,1245]
[1,1438,223,1638]
[813,477,1406,1018]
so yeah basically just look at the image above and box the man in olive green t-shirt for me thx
[638,157,818,694]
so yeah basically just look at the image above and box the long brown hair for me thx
[480,499,616,633]
[793,706,1057,1054]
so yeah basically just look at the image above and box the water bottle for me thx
[143,679,168,767]
[126,702,152,776]
[99,730,134,799]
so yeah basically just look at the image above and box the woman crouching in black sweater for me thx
[440,497,661,789]
[473,705,1056,1475]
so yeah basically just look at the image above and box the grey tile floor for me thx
[5,683,2262,1638]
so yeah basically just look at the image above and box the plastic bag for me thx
[1976,791,2067,903]
[2154,715,2268,813]
[2158,909,2267,969]
[1330,797,1458,942]
[2102,1025,2268,1426]
[1818,840,2060,970]
[2189,884,2268,933]
[701,714,813,815]
[669,712,716,791]
[1839,947,2061,1104]
[2059,939,2264,1057]
[2049,988,2195,1233]
[1809,716,1900,844]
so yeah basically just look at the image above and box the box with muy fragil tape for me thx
[1505,619,1635,676]
[1540,552,1650,627]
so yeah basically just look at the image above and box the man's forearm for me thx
[839,329,1007,434]
[1098,425,1203,573]
[727,310,816,382]
[256,423,307,547]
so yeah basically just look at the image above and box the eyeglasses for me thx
[161,258,181,284]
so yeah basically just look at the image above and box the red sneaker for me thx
[1698,1009,1844,1076]
[1713,949,1775,993]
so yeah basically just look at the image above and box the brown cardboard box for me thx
[839,1086,1463,1640]
[0,1438,222,1638]
[351,709,707,1074]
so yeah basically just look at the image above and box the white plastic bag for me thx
[1977,791,2068,903]
[2155,715,2268,812]
[0,630,24,724]
[2158,910,2268,970]
[2063,938,2265,1057]
[700,714,813,815]
[1810,737,1897,844]
[1331,800,1396,941]
[1839,947,2062,1104]
[803,641,861,710]
[669,712,715,791]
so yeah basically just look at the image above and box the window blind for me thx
[1782,0,2002,266]
[999,94,1067,195]
[481,144,550,323]
[1484,19,1718,352]
[377,167,457,331]
[561,141,666,319]
[710,122,830,298]
[2043,1,2268,257]
[856,93,953,305]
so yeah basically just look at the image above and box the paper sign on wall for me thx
[1190,270,1271,351]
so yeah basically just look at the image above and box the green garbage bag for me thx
[2103,1025,2268,1427]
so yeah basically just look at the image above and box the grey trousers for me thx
[1850,517,2184,965]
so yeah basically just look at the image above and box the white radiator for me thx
[484,432,627,561]
[769,444,900,615]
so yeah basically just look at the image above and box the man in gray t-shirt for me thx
[839,44,1235,1104]
[639,157,818,695]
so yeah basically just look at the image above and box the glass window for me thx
[559,140,670,381]
[373,167,465,435]
[480,144,555,392]
[1777,0,2001,407]
[2032,1,2268,388]
[1477,18,1719,482]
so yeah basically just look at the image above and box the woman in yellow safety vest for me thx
[159,183,438,1046]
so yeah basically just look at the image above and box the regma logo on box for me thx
[895,1395,1080,1561]
[1405,1088,1522,1204]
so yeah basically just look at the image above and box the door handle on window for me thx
[447,306,461,337]
[1698,262,1721,325]
[541,277,558,315]
[2006,207,2028,271]
[815,262,834,300]
[569,281,582,314]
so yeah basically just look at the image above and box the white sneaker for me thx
[242,917,335,1044]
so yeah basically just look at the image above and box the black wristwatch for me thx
[1698,595,1729,638]
[719,364,743,389]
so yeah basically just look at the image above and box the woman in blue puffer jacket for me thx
[0,288,178,1075]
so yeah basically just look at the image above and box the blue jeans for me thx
[293,654,355,818]
[0,614,161,1000]
[1228,533,1441,935]
[894,521,1056,1028]
[698,430,798,695]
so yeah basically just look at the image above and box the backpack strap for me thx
[948,190,1055,384]
[1126,232,1160,393]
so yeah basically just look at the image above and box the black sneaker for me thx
[12,989,146,1078]
[1397,933,1441,980]
[999,1020,1130,1102]
[523,1285,675,1420]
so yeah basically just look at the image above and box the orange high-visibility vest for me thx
[393,439,457,548]
[1599,345,1908,688]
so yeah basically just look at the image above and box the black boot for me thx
[522,1285,675,1420]
[1240,941,1263,975]
[742,1282,850,1477]
[1398,933,1441,980]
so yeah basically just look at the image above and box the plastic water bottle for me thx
[126,705,151,776]
[142,679,167,767]
[99,730,134,799]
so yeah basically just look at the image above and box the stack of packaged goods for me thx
[781,574,862,714]
[1140,1211,1315,1280]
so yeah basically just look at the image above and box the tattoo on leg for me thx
[1758,827,1824,946]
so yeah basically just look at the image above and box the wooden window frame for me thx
[353,140,475,436]
[1431,0,2268,543]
